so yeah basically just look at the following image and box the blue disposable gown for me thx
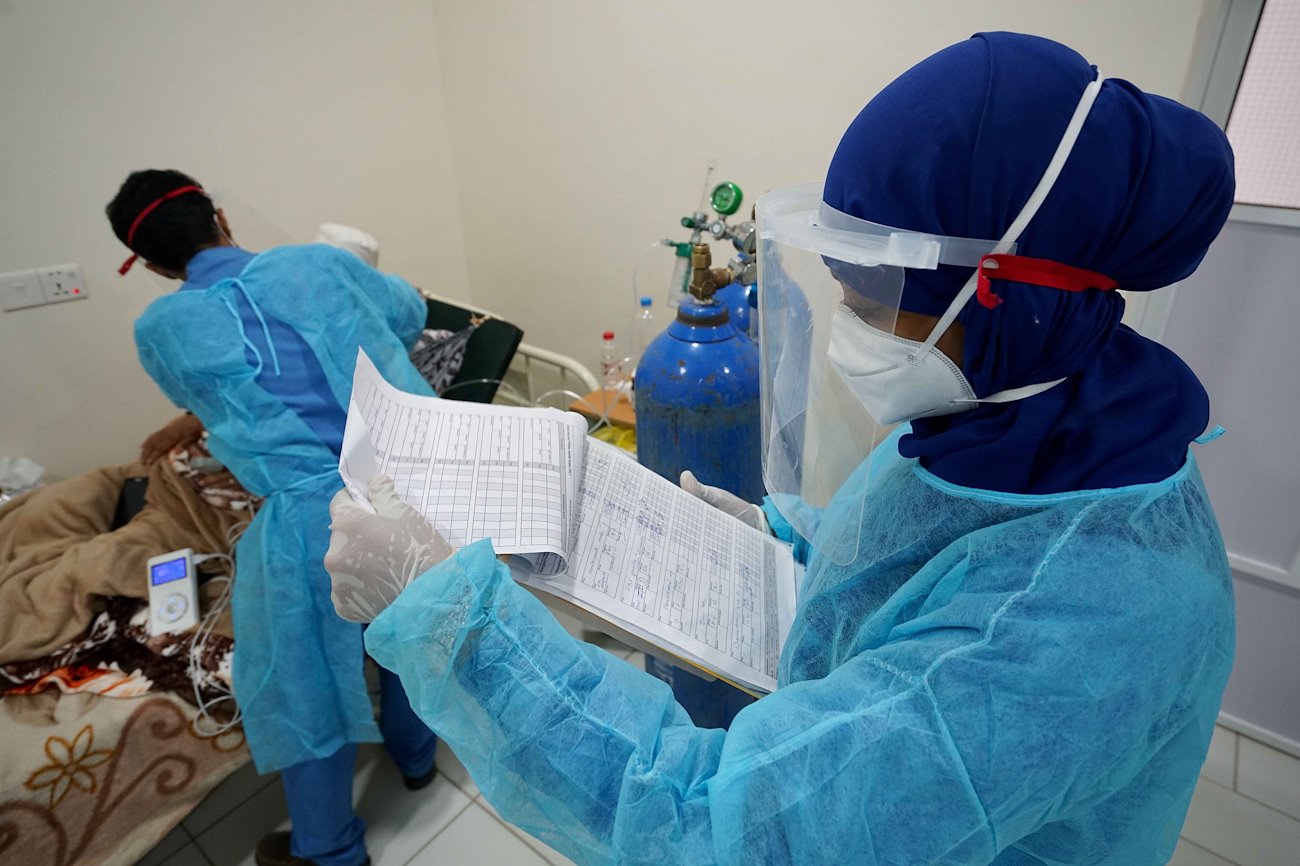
[364,429,1235,865]
[135,244,433,773]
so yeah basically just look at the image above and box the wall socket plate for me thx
[0,270,47,312]
[37,264,87,304]
[0,265,88,312]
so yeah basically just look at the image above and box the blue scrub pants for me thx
[280,664,437,866]
[643,655,755,730]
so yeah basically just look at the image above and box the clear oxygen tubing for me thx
[437,378,528,405]
[533,388,618,435]
[438,380,622,432]
[435,382,622,433]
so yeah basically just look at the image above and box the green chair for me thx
[423,297,525,403]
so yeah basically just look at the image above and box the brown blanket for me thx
[0,457,244,664]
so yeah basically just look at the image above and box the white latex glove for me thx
[325,475,454,623]
[679,470,770,534]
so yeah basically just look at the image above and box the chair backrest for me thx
[424,298,524,403]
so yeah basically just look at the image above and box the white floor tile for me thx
[195,778,289,866]
[407,801,550,866]
[192,745,472,866]
[1238,735,1300,820]
[159,843,216,866]
[475,794,579,866]
[1169,838,1235,866]
[182,759,275,836]
[135,823,192,866]
[1181,776,1300,866]
[435,742,480,798]
[1200,726,1237,789]
[354,760,473,865]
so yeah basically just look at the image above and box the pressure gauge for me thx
[710,182,743,216]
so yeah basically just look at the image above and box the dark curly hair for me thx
[106,169,219,272]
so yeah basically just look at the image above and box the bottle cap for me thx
[603,331,615,340]
[639,297,652,306]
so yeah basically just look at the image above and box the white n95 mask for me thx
[826,304,1070,425]
[826,305,975,425]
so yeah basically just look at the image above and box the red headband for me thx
[976,253,1117,309]
[117,185,205,275]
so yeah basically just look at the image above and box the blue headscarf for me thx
[823,32,1234,494]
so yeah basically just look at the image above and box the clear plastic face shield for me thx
[756,70,1105,565]
[757,185,1004,564]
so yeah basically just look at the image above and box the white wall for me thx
[0,0,1212,474]
[0,0,471,477]
[429,0,1209,376]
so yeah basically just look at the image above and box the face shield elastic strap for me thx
[916,72,1107,361]
[118,184,206,275]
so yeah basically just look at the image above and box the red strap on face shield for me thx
[976,253,1118,309]
[117,185,205,275]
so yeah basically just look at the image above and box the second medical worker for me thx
[108,172,439,866]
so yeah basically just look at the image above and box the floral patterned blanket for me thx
[0,443,254,864]
[0,691,247,866]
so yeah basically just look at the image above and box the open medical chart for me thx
[341,349,797,693]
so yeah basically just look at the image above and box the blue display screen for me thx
[150,557,189,586]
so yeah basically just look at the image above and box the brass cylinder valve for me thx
[689,242,734,302]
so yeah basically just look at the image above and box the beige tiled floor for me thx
[137,735,587,866]
[139,656,1299,866]
[137,632,637,866]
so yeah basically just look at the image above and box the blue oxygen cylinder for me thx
[634,297,764,503]
[713,281,751,336]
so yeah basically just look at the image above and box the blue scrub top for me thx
[182,246,346,454]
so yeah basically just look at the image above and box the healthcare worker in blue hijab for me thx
[325,33,1236,865]
[107,170,440,866]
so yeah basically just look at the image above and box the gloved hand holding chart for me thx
[341,348,797,693]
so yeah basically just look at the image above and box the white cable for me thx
[534,388,615,434]
[437,377,528,405]
[186,530,246,738]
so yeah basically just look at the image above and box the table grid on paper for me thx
[356,387,569,551]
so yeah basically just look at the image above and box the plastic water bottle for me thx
[635,297,657,356]
[600,331,621,389]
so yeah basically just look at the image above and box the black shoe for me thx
[403,766,437,791]
[255,831,371,866]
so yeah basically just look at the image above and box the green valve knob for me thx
[711,182,743,216]
[680,216,697,229]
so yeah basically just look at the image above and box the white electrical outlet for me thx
[0,270,47,312]
[37,264,87,304]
